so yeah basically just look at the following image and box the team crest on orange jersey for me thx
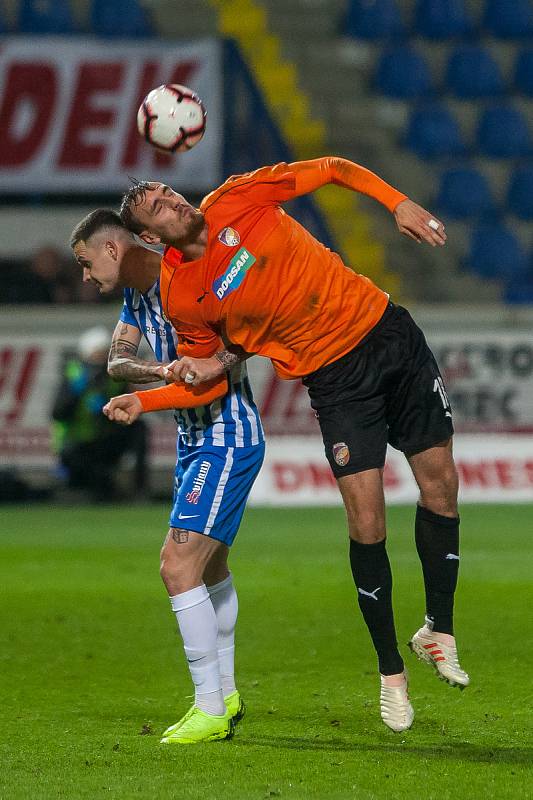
[332,442,350,466]
[218,227,240,247]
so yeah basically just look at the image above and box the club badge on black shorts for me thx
[332,442,350,467]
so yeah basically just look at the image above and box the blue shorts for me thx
[169,441,265,546]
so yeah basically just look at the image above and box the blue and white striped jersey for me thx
[120,281,264,449]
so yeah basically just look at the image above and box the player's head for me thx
[119,180,204,247]
[69,209,135,294]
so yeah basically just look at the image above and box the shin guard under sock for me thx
[415,505,460,635]
[349,539,404,676]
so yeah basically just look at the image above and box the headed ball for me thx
[137,84,207,153]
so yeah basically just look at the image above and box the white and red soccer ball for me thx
[137,83,207,153]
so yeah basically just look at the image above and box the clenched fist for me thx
[103,393,143,425]
[164,356,224,386]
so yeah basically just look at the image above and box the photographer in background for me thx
[51,327,148,501]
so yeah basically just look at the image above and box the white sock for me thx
[170,584,225,716]
[207,573,238,697]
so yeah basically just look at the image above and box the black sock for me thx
[349,539,404,676]
[415,505,460,635]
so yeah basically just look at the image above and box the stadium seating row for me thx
[405,103,532,159]
[376,45,533,99]
[0,0,152,37]
[458,221,533,304]
[344,0,533,41]
[437,165,533,220]
[466,222,533,283]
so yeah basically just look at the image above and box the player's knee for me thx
[159,548,178,585]
[159,528,211,592]
[418,466,458,516]
[347,509,386,543]
[159,533,185,582]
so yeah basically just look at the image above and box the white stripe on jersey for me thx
[205,447,234,535]
[210,398,226,447]
[240,377,261,446]
[231,389,245,447]
[122,283,262,449]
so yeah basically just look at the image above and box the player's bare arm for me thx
[288,157,446,247]
[166,345,250,386]
[108,321,169,383]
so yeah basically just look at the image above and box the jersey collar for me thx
[163,245,183,268]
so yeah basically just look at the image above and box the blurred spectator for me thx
[51,327,148,501]
[29,246,78,302]
[0,470,53,503]
[0,245,117,303]
[1,245,77,303]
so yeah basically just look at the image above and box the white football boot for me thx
[379,672,414,733]
[408,619,469,689]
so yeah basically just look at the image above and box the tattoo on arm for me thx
[214,347,249,371]
[109,338,139,360]
[108,329,164,383]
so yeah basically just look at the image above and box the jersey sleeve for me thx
[286,157,407,212]
[201,162,296,211]
[135,373,228,412]
[119,289,140,328]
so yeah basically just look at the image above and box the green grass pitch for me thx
[1,504,532,799]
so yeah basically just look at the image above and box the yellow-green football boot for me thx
[160,707,234,744]
[161,704,195,738]
[224,690,246,725]
[162,691,245,739]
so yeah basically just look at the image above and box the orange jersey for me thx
[139,157,406,411]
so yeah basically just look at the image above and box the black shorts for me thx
[303,303,454,478]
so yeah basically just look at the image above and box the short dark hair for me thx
[69,209,127,249]
[119,180,153,235]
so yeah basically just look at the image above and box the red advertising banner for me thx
[251,435,533,505]
[0,37,222,192]
[0,338,320,465]
[2,329,533,508]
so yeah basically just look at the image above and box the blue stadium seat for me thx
[477,105,532,158]
[436,167,494,219]
[446,45,504,98]
[507,166,533,219]
[0,6,8,32]
[405,103,465,158]
[375,47,433,98]
[91,0,153,38]
[343,0,404,40]
[504,275,533,304]
[18,0,75,33]
[466,223,528,280]
[414,0,472,39]
[514,49,533,96]
[483,0,533,39]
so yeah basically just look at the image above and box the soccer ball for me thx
[137,84,207,153]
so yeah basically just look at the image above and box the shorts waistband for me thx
[303,301,398,384]
[352,300,397,351]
